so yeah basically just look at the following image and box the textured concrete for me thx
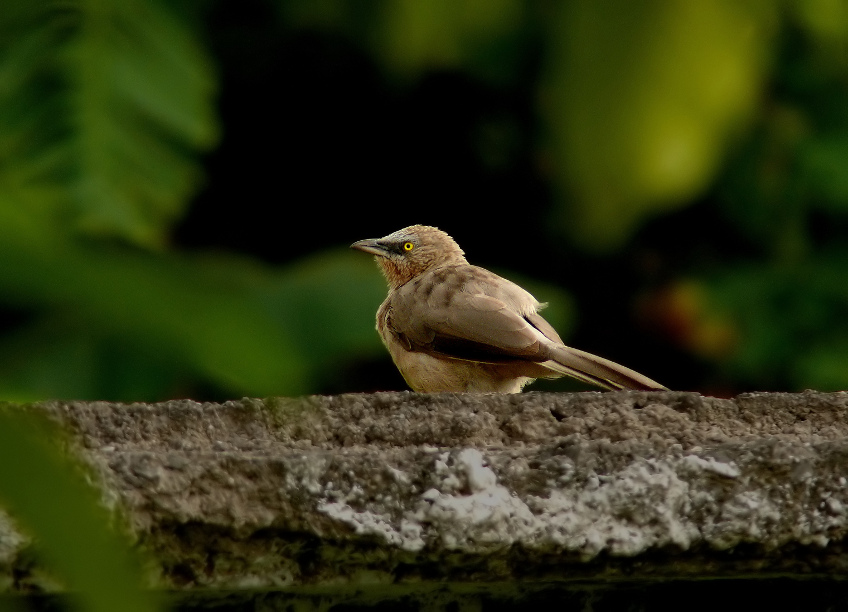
[4,391,848,607]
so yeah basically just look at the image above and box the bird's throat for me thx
[377,259,413,290]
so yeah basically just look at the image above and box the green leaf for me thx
[0,233,307,397]
[0,0,218,247]
[0,408,161,612]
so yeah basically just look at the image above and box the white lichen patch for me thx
[680,454,740,478]
[319,448,535,553]
[318,449,701,557]
[526,459,699,558]
[412,449,536,550]
[319,501,427,551]
[315,445,848,559]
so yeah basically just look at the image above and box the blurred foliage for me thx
[0,0,846,403]
[0,407,161,612]
[0,0,217,248]
[542,0,777,251]
[0,205,390,399]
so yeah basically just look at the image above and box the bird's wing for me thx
[524,311,564,344]
[388,265,667,391]
[388,265,558,363]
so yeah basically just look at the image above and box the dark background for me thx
[2,0,848,401]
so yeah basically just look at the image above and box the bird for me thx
[351,225,667,393]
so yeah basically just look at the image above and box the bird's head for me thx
[351,225,467,288]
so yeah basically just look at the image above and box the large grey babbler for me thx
[352,225,666,393]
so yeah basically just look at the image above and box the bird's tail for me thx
[543,344,667,391]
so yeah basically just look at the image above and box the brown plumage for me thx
[351,225,667,393]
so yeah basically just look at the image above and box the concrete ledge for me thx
[4,391,848,606]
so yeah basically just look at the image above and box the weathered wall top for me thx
[3,391,848,606]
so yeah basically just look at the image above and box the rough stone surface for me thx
[4,391,848,606]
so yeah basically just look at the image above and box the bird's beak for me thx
[350,238,390,257]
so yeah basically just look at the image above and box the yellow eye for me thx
[403,241,414,251]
